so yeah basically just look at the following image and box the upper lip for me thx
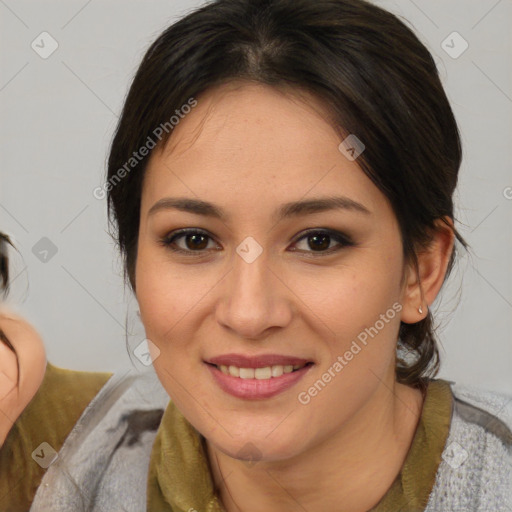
[206,353,312,368]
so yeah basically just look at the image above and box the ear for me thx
[400,217,455,324]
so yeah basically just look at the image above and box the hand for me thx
[0,308,46,447]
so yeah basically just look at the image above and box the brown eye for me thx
[306,233,331,251]
[161,229,218,254]
[291,229,354,255]
[161,228,354,257]
[181,233,209,251]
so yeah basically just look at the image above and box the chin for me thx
[204,421,308,464]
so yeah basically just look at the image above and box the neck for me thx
[206,378,424,512]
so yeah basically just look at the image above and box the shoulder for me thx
[17,361,115,450]
[29,367,169,512]
[425,380,512,512]
[451,381,512,423]
[0,361,113,511]
[37,362,115,416]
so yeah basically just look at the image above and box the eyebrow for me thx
[148,196,371,222]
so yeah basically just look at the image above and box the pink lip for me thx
[206,353,311,368]
[205,362,313,400]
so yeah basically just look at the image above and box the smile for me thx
[204,355,314,399]
[215,363,306,379]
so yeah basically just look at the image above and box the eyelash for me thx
[159,228,354,257]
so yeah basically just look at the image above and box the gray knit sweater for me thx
[425,381,512,511]
[29,369,512,511]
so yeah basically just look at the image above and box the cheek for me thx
[310,254,403,365]
[135,246,177,342]
[135,246,209,353]
[135,258,200,400]
[313,257,401,325]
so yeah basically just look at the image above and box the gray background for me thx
[1,0,511,393]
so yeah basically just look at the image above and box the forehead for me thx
[162,81,337,154]
[142,82,387,216]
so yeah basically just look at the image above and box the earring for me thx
[418,305,423,314]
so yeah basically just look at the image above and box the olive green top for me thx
[0,363,453,511]
[0,362,113,512]
[147,379,453,511]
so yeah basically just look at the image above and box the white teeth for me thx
[255,367,272,380]
[228,365,240,377]
[239,367,255,379]
[271,365,283,377]
[216,363,306,379]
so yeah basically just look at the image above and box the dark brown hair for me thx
[106,0,468,390]
[0,233,10,293]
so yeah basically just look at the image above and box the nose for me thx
[215,248,293,340]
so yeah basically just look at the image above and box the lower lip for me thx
[206,363,312,400]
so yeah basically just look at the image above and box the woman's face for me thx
[136,82,416,461]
